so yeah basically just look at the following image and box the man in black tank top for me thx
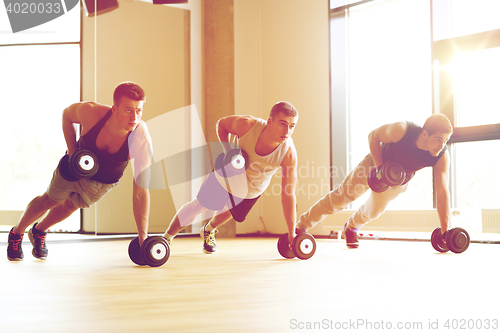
[296,114,453,249]
[7,82,153,261]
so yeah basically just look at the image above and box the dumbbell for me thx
[367,161,406,193]
[58,149,99,182]
[277,232,317,260]
[215,148,249,178]
[128,236,170,267]
[431,227,470,254]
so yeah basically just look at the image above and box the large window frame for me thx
[431,2,500,213]
[329,0,500,236]
[329,0,434,210]
[0,5,83,232]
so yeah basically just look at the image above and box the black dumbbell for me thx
[58,149,99,182]
[128,236,170,267]
[277,232,317,260]
[431,227,470,254]
[367,161,406,193]
[128,236,146,265]
[215,148,249,178]
[430,228,449,253]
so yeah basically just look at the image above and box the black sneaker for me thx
[342,223,359,249]
[200,224,218,254]
[7,228,24,261]
[28,223,48,260]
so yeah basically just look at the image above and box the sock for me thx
[163,232,175,242]
[348,225,360,232]
[205,222,215,232]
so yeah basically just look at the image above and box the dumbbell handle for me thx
[368,162,405,193]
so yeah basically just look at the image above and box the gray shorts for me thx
[46,167,118,208]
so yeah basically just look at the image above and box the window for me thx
[330,0,433,210]
[0,6,81,232]
[433,0,500,240]
[330,0,500,241]
[453,47,500,127]
[453,140,500,240]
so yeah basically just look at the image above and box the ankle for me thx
[204,222,216,232]
[11,226,24,235]
[163,232,175,242]
[33,223,47,235]
[345,223,360,233]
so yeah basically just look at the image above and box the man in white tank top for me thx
[163,102,299,254]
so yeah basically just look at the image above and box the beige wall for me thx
[234,0,331,235]
[81,0,331,236]
[81,0,191,233]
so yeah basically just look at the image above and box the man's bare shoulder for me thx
[219,115,259,137]
[385,121,408,143]
[236,115,259,132]
[78,102,111,132]
[78,102,110,118]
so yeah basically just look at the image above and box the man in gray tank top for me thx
[163,101,299,254]
[296,114,453,249]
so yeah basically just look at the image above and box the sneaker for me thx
[342,223,359,249]
[28,223,48,260]
[7,228,24,261]
[200,224,218,254]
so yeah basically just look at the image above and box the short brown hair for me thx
[423,113,453,136]
[269,101,298,118]
[113,82,146,106]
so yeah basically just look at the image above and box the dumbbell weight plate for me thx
[140,236,170,267]
[446,228,470,254]
[214,149,249,178]
[277,233,295,259]
[58,154,80,182]
[367,168,389,193]
[383,162,406,187]
[292,233,317,260]
[128,237,146,266]
[431,228,449,253]
[225,149,249,177]
[214,153,226,177]
[69,149,99,179]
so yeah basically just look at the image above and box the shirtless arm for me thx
[367,121,408,167]
[129,121,153,244]
[281,145,298,245]
[434,150,451,234]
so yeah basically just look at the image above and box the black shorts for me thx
[197,172,260,222]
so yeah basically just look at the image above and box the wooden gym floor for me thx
[1,235,499,333]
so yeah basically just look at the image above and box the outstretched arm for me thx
[129,121,153,244]
[434,150,451,234]
[281,145,298,245]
